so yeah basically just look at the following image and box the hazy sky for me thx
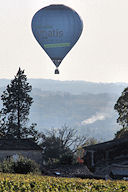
[1,0,128,82]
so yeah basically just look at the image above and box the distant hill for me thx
[0,79,127,95]
[28,79,128,95]
[0,79,127,141]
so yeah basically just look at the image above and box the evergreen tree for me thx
[0,68,38,139]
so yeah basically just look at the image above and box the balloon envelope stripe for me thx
[44,43,70,48]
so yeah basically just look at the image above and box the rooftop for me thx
[84,137,128,151]
[0,139,42,150]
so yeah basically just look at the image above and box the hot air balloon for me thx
[31,4,83,74]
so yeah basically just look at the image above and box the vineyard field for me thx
[0,173,127,191]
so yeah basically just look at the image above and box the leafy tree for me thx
[115,127,128,139]
[40,125,86,164]
[0,68,40,140]
[114,87,128,128]
[114,87,128,139]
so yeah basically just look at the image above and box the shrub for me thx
[13,156,40,174]
[60,154,74,165]
[0,156,40,174]
[0,158,14,173]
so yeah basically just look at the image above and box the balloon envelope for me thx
[31,4,83,74]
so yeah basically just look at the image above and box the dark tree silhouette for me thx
[0,68,39,139]
[40,125,86,164]
[114,87,128,139]
[114,87,128,128]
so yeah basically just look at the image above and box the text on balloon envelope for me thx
[36,29,63,39]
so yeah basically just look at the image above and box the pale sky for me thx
[1,0,128,82]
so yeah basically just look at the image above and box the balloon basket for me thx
[55,69,59,74]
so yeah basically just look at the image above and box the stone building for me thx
[83,137,128,170]
[0,139,42,166]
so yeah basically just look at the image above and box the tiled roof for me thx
[0,139,42,150]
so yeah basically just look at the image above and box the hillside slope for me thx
[0,79,126,141]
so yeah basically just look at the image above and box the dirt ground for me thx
[42,164,93,178]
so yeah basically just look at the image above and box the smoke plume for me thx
[81,113,106,125]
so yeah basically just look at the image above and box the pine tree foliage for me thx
[0,68,39,139]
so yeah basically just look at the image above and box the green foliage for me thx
[0,156,40,174]
[0,174,127,191]
[114,87,128,139]
[0,159,14,173]
[12,156,40,174]
[114,87,128,128]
